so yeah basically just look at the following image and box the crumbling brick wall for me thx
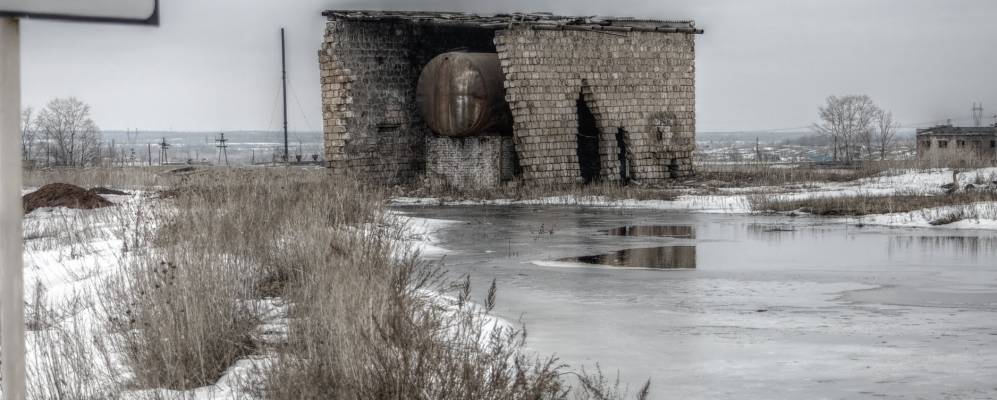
[494,28,697,185]
[319,21,496,183]
[426,136,516,190]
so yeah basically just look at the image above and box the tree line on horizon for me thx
[21,97,102,168]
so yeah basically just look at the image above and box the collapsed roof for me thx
[321,10,704,34]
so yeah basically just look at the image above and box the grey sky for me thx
[19,0,997,132]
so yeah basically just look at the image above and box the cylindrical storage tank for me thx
[416,52,512,137]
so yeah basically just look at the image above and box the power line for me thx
[287,81,315,132]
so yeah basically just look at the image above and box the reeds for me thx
[84,168,643,399]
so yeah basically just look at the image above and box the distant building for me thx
[916,124,997,165]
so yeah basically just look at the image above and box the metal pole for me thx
[0,17,26,400]
[281,28,288,164]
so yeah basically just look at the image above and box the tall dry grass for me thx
[93,168,643,399]
[23,167,174,190]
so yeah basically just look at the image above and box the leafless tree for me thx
[813,95,881,163]
[875,110,900,160]
[35,97,102,167]
[21,107,38,161]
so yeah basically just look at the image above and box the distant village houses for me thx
[917,124,997,165]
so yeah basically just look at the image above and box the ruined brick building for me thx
[319,11,703,188]
[917,124,997,165]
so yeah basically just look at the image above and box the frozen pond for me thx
[398,206,997,399]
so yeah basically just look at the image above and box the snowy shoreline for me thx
[390,167,997,231]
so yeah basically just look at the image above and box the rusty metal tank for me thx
[416,52,512,137]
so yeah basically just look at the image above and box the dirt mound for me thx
[23,183,115,214]
[167,166,196,174]
[89,187,129,196]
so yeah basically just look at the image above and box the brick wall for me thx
[320,20,698,187]
[318,20,495,184]
[494,28,697,185]
[426,136,516,190]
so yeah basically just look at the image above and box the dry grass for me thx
[23,166,175,190]
[82,168,644,399]
[402,177,682,203]
[750,190,997,216]
[401,159,984,202]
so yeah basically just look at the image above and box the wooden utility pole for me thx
[281,28,289,164]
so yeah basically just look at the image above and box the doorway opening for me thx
[576,97,601,183]
[616,128,630,184]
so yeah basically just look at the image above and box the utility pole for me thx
[147,143,152,166]
[215,132,229,166]
[281,28,289,164]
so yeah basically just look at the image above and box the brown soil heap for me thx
[23,183,115,214]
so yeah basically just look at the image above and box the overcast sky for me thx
[19,0,997,132]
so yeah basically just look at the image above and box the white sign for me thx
[0,0,157,25]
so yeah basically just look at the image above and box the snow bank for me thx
[861,201,997,230]
[387,210,458,255]
[392,194,751,213]
[392,167,997,230]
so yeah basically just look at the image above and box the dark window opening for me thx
[939,140,948,148]
[576,97,601,183]
[923,141,931,149]
[991,140,996,148]
[616,128,630,184]
[957,140,966,148]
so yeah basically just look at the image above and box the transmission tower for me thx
[972,102,984,127]
[159,137,170,165]
[215,132,229,166]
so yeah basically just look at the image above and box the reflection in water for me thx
[559,246,697,269]
[888,235,997,257]
[746,223,797,233]
[604,225,695,238]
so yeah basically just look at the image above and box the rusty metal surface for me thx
[416,52,512,137]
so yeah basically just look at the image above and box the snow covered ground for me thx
[11,188,502,400]
[392,167,997,230]
[14,190,276,399]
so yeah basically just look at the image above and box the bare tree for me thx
[813,95,881,163]
[35,98,102,167]
[21,107,38,161]
[875,110,900,160]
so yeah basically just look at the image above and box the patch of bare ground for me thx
[88,186,129,196]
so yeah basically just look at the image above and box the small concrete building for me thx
[917,125,997,165]
[318,10,703,188]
